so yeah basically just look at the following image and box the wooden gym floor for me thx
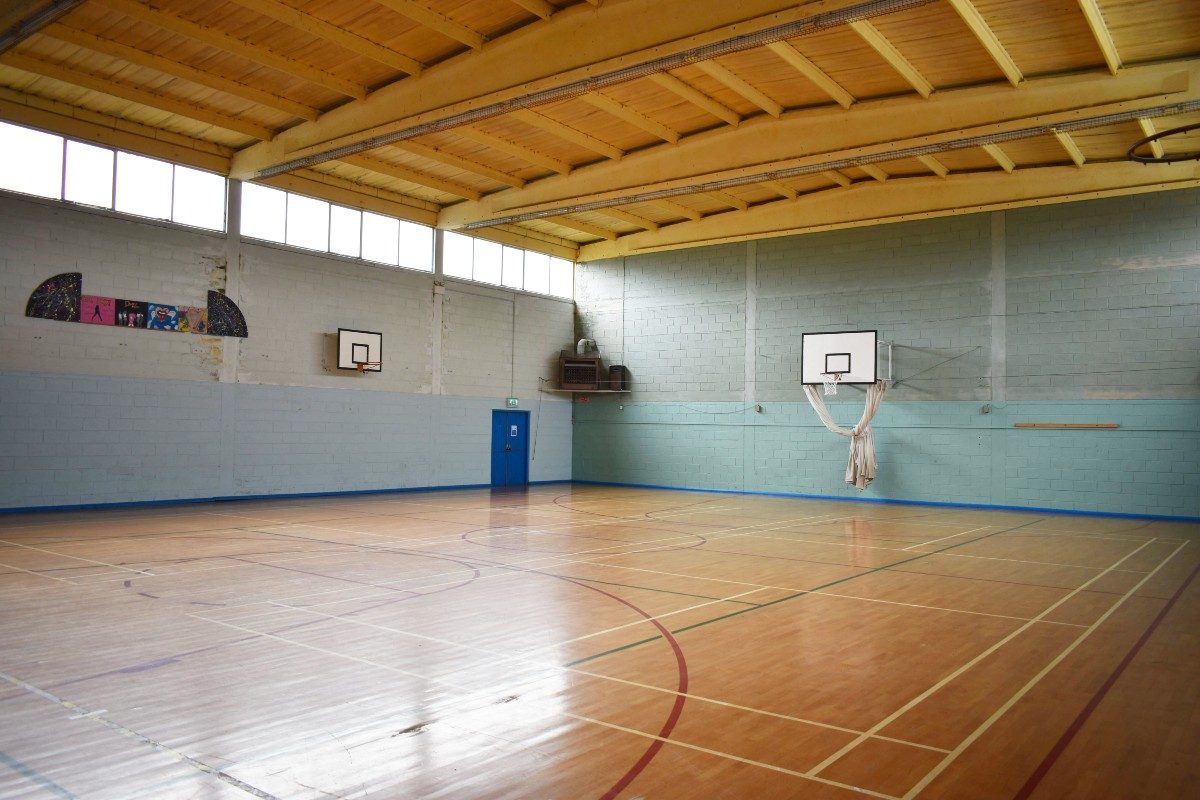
[0,485,1197,800]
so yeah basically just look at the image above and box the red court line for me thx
[1012,559,1200,800]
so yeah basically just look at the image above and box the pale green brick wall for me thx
[573,190,1200,518]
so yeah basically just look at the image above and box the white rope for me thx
[802,380,888,490]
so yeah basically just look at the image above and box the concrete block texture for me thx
[572,190,1200,516]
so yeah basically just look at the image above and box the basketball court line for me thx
[900,540,1190,799]
[733,529,1151,573]
[0,559,78,585]
[806,537,1160,778]
[0,539,154,577]
[0,669,281,800]
[260,594,955,757]
[901,526,993,550]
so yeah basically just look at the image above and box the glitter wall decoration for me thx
[25,273,82,322]
[25,275,247,339]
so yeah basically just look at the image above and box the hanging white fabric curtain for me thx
[802,380,888,490]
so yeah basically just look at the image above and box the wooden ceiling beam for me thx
[1052,130,1086,167]
[647,72,740,126]
[436,61,1197,229]
[859,163,889,182]
[510,108,624,159]
[651,199,702,221]
[761,179,797,199]
[1077,0,1121,75]
[0,51,274,139]
[234,0,877,177]
[226,0,422,75]
[946,0,1022,87]
[594,207,659,231]
[916,154,949,178]
[543,215,618,240]
[578,161,1200,261]
[456,126,573,174]
[93,0,365,99]
[506,0,554,20]
[765,41,854,109]
[41,23,320,121]
[0,85,232,172]
[849,19,934,98]
[0,0,86,54]
[375,0,485,50]
[822,169,852,188]
[981,142,1015,173]
[696,59,782,118]
[708,189,749,211]
[580,92,680,143]
[337,154,483,200]
[387,141,527,188]
[1136,117,1165,159]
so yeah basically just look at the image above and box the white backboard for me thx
[801,330,877,384]
[337,328,382,371]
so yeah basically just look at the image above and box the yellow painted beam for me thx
[946,0,1022,87]
[708,189,749,211]
[226,0,423,75]
[42,23,320,121]
[648,72,740,126]
[232,1,880,177]
[338,154,483,200]
[580,92,680,143]
[1,52,274,140]
[594,207,659,231]
[761,179,797,199]
[1052,130,1086,167]
[849,19,933,98]
[916,154,949,178]
[1137,117,1165,159]
[457,126,573,174]
[981,142,1015,172]
[0,86,232,172]
[651,198,702,221]
[375,0,485,50]
[92,0,366,99]
[696,59,782,118]
[578,161,1200,261]
[765,41,854,109]
[543,214,618,240]
[435,62,1197,229]
[1077,0,1121,75]
[510,108,624,159]
[389,141,526,188]
[859,163,889,182]
[822,169,852,187]
[506,0,554,20]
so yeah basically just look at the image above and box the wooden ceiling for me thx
[1,0,1198,261]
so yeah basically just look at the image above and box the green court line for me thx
[0,751,77,799]
[557,574,762,607]
[564,518,1044,668]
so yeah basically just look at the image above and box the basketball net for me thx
[822,372,843,396]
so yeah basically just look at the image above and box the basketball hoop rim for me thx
[1126,122,1200,164]
[353,360,383,373]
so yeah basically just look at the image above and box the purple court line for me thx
[1011,559,1200,800]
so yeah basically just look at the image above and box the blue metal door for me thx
[490,410,529,486]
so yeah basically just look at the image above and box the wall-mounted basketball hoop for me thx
[1126,122,1200,164]
[337,328,382,373]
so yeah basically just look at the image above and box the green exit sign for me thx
[506,397,519,407]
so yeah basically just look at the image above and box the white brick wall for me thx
[0,193,574,508]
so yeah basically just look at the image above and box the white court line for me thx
[807,537,1159,778]
[0,538,153,576]
[263,593,952,757]
[732,530,1150,574]
[0,559,79,585]
[901,526,992,551]
[901,539,1190,799]
[809,590,1087,629]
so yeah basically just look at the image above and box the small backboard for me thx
[801,330,877,384]
[337,328,382,372]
